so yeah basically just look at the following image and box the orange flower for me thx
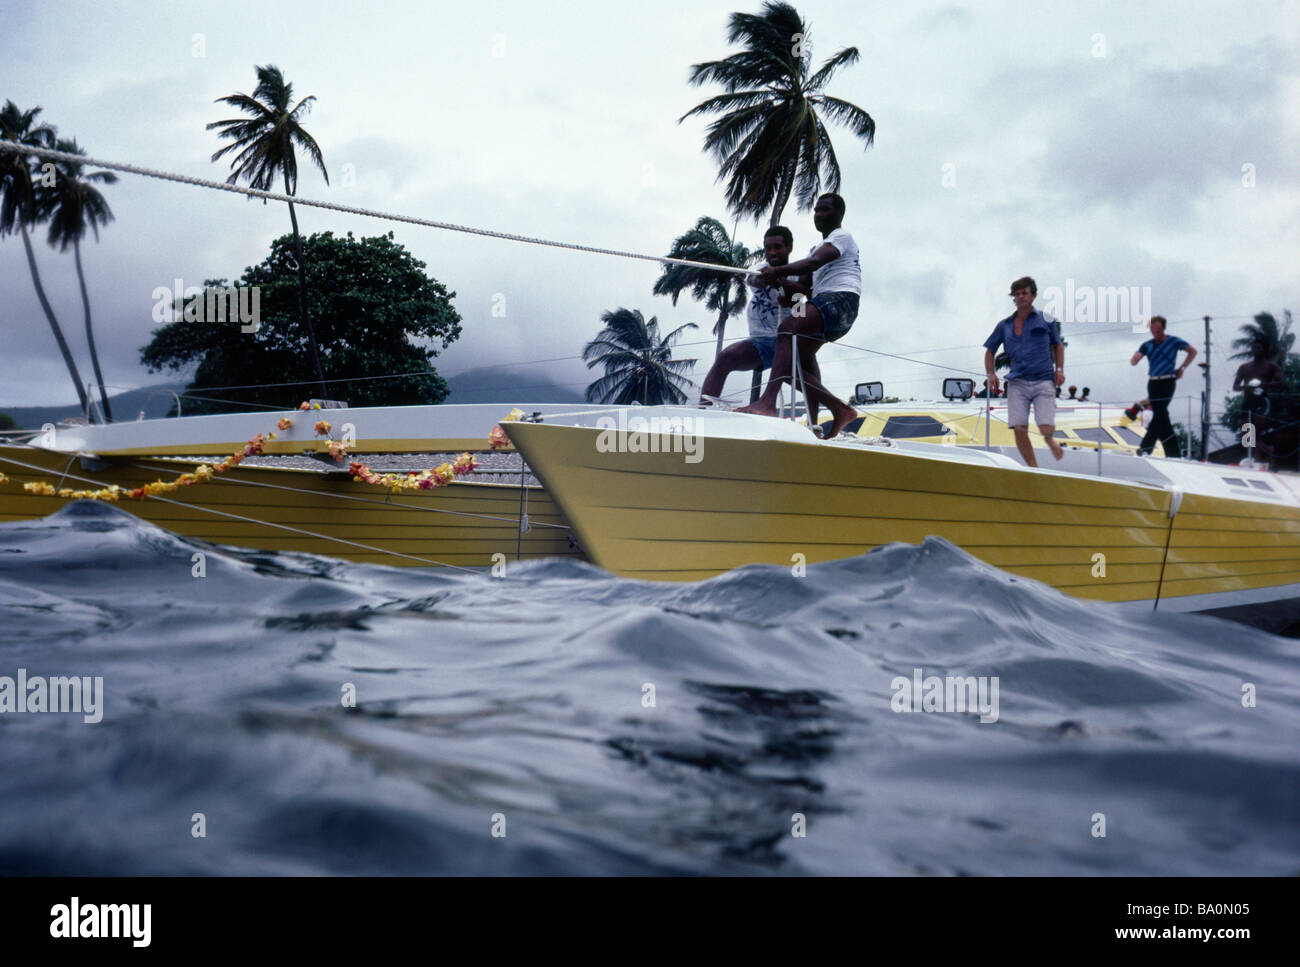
[300,401,311,411]
[277,417,294,430]
[314,420,331,436]
[489,425,509,449]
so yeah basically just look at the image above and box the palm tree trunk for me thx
[74,238,112,422]
[20,222,89,416]
[283,175,327,399]
[714,303,727,359]
[769,160,796,227]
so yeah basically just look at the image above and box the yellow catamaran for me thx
[502,403,1299,621]
[0,403,604,569]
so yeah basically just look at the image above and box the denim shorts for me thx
[749,335,777,370]
[810,291,860,343]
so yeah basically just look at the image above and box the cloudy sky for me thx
[2,0,1297,426]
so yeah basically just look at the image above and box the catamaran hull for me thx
[503,420,1300,612]
[0,446,578,568]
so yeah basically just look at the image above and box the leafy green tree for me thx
[652,216,753,361]
[583,308,697,404]
[0,412,17,431]
[208,65,330,395]
[140,231,462,414]
[38,137,118,421]
[681,2,876,226]
[0,102,89,414]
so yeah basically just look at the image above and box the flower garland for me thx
[347,452,479,492]
[9,402,499,503]
[489,408,526,449]
[10,402,348,503]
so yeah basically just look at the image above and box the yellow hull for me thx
[0,446,579,568]
[504,421,1300,606]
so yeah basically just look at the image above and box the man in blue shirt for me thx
[983,276,1066,467]
[1130,315,1197,457]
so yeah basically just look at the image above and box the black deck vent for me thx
[879,416,950,439]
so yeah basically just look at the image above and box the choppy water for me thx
[0,501,1296,875]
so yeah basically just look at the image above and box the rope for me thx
[129,461,569,529]
[0,142,756,278]
[0,452,482,571]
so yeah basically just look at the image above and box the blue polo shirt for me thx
[1138,335,1190,377]
[984,309,1061,382]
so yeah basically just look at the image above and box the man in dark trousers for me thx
[1233,338,1285,466]
[1130,315,1197,457]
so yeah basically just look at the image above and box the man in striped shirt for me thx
[1130,315,1198,457]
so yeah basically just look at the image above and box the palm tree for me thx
[681,1,876,226]
[208,64,329,396]
[38,138,118,421]
[0,102,90,415]
[1229,310,1293,363]
[652,216,753,362]
[583,308,698,404]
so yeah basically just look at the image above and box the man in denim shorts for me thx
[698,226,813,405]
[983,276,1066,467]
[738,192,862,440]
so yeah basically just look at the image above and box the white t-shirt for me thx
[745,261,801,338]
[810,227,861,296]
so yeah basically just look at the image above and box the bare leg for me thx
[1013,426,1038,467]
[1039,424,1064,461]
[737,308,826,415]
[701,341,762,402]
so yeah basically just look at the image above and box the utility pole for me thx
[1201,315,1211,460]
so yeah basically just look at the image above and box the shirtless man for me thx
[736,193,862,439]
[1233,339,1285,465]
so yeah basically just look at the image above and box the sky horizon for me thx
[2,0,1297,433]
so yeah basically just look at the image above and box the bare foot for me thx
[821,406,859,441]
[736,402,778,417]
[1048,441,1064,461]
[810,425,825,439]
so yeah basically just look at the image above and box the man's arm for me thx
[1054,343,1065,387]
[1130,349,1144,366]
[776,273,813,306]
[1233,364,1246,392]
[759,242,840,283]
[984,349,1000,393]
[1175,345,1198,379]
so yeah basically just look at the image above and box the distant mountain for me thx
[0,368,581,429]
[442,367,583,404]
[0,383,189,429]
